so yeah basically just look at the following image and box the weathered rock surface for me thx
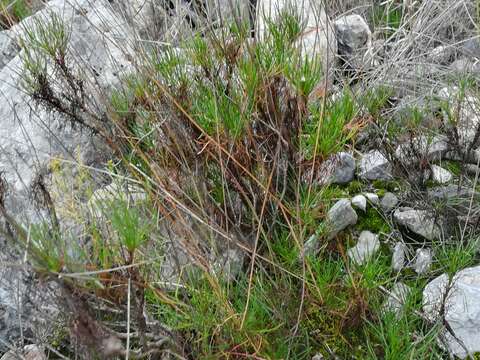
[364,192,380,206]
[316,152,356,185]
[381,192,399,213]
[351,194,367,212]
[423,266,480,358]
[393,208,441,241]
[334,14,372,70]
[347,230,380,265]
[392,242,407,272]
[326,199,357,239]
[430,165,453,184]
[358,150,392,180]
[413,248,432,274]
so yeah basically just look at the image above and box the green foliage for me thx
[434,238,479,276]
[303,90,359,159]
[110,199,153,253]
[357,207,391,234]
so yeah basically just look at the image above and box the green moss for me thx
[372,179,400,193]
[356,207,391,234]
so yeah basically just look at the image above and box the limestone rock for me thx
[358,150,392,181]
[334,14,372,70]
[381,192,399,213]
[423,266,480,358]
[392,242,407,272]
[326,199,358,239]
[430,165,453,184]
[364,192,380,206]
[351,194,367,212]
[393,208,441,241]
[413,248,432,274]
[315,152,355,185]
[347,230,380,265]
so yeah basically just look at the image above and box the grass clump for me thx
[3,7,459,360]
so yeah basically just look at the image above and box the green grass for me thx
[10,8,462,360]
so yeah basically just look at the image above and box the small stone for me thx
[393,208,441,241]
[413,248,432,274]
[351,194,367,212]
[383,282,411,316]
[381,192,399,213]
[431,165,453,184]
[315,152,356,185]
[326,199,358,240]
[358,150,392,181]
[347,231,380,265]
[392,242,407,272]
[364,192,380,206]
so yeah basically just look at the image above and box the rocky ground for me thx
[0,0,480,359]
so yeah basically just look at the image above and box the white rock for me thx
[326,199,358,239]
[334,14,372,70]
[351,194,367,212]
[431,165,453,184]
[393,208,441,241]
[392,242,407,272]
[358,150,393,180]
[383,282,411,316]
[347,230,380,265]
[364,192,380,206]
[423,266,480,358]
[413,248,432,274]
[395,135,449,163]
[381,192,399,213]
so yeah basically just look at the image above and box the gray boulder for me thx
[423,266,480,358]
[393,208,441,241]
[358,150,392,181]
[326,199,357,239]
[334,14,372,70]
